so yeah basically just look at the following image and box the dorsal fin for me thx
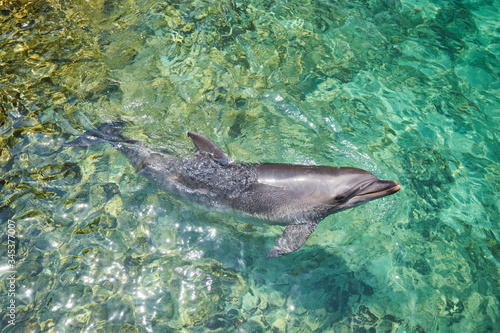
[187,132,232,164]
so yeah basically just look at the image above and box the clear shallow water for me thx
[0,0,498,332]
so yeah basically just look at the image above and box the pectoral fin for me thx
[266,223,317,258]
[187,132,232,164]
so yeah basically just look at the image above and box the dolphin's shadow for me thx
[161,211,416,332]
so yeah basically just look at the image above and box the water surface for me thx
[0,0,498,332]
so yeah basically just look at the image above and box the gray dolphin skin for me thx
[65,122,400,258]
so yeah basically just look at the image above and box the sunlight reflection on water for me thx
[0,0,498,332]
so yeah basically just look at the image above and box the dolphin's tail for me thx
[64,121,139,147]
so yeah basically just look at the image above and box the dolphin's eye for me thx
[335,195,346,202]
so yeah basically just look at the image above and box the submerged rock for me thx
[205,314,227,331]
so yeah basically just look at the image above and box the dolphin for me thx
[65,122,400,258]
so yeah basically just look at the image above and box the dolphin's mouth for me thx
[354,180,401,200]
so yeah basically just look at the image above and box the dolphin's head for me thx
[257,164,400,214]
[325,168,400,213]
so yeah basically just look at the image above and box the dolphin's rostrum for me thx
[65,122,400,258]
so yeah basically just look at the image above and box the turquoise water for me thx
[0,0,499,331]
